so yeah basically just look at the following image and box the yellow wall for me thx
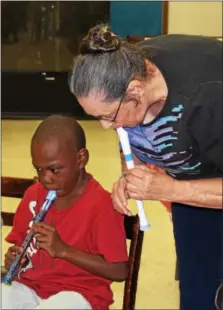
[168,1,222,37]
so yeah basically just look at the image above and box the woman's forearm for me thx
[172,178,222,209]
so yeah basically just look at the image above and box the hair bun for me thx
[80,24,121,54]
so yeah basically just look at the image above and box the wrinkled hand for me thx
[4,245,27,272]
[125,165,175,200]
[112,175,132,216]
[32,223,67,258]
[112,165,175,215]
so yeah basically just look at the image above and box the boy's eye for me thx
[34,167,60,174]
[50,168,60,174]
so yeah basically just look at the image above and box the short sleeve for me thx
[5,184,41,245]
[188,82,223,173]
[93,193,128,263]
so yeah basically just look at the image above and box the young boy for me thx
[2,115,129,310]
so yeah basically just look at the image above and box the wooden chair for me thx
[1,176,144,310]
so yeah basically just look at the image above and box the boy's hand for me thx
[4,245,27,271]
[32,223,68,258]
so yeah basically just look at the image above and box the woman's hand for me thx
[111,175,132,216]
[112,165,175,215]
[124,165,175,201]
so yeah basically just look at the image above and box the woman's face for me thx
[77,63,168,129]
[78,96,145,129]
[77,80,152,129]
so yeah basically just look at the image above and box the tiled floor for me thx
[1,119,179,309]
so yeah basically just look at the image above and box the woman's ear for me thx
[127,79,144,97]
[145,59,157,77]
[77,148,89,168]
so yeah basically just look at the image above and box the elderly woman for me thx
[69,24,222,310]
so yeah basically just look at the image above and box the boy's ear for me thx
[77,148,89,168]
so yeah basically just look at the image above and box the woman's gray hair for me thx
[69,24,147,102]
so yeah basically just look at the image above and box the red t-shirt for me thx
[5,176,128,309]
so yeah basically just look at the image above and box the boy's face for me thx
[31,138,87,198]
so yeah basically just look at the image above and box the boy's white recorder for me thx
[116,127,150,231]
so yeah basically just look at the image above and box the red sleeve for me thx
[93,192,128,263]
[5,184,42,246]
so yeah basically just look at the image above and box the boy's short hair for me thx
[32,115,86,151]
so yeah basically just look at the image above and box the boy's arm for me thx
[5,184,39,246]
[33,226,129,282]
[3,186,38,275]
[33,193,129,282]
[58,245,128,282]
[4,184,40,253]
[5,198,30,245]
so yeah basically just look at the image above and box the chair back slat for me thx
[1,176,37,226]
[1,176,36,198]
[1,212,14,227]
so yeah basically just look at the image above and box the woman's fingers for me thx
[112,177,132,216]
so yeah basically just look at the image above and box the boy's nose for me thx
[41,171,54,187]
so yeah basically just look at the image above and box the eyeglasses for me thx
[111,90,126,123]
[95,91,126,123]
[97,79,133,123]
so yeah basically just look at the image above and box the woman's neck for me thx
[143,100,166,124]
